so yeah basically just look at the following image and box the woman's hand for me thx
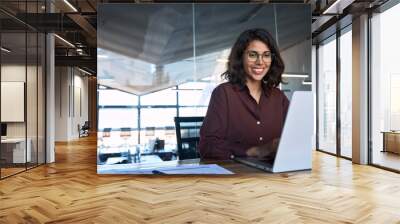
[245,138,280,158]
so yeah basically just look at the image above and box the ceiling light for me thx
[54,34,75,48]
[216,58,229,63]
[1,47,11,53]
[98,55,109,59]
[63,0,78,12]
[302,81,312,85]
[201,76,212,81]
[78,67,92,76]
[282,74,308,78]
[322,0,354,15]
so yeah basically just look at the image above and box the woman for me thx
[198,28,289,160]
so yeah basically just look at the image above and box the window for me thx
[98,108,138,130]
[317,35,337,155]
[141,88,176,106]
[371,4,400,170]
[98,89,138,106]
[340,28,352,158]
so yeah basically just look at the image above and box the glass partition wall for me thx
[316,25,352,159]
[370,3,400,171]
[339,27,352,159]
[317,35,337,155]
[0,3,46,179]
[316,0,400,171]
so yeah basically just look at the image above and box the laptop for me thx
[234,91,314,173]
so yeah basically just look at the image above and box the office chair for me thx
[79,121,90,138]
[120,127,131,138]
[102,128,112,138]
[174,116,204,160]
[98,128,112,163]
[119,127,133,163]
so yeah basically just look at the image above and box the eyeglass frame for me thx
[244,50,274,63]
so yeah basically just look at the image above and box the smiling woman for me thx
[96,4,311,173]
[199,28,288,160]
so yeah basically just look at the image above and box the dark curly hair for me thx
[222,28,285,92]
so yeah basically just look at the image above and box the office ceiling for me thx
[0,0,313,66]
[0,0,386,95]
[96,4,311,95]
[98,4,310,65]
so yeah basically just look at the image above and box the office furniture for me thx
[120,127,131,138]
[174,116,204,160]
[78,121,90,138]
[120,127,133,162]
[145,127,155,136]
[137,143,176,161]
[102,128,112,138]
[98,146,131,164]
[98,159,234,174]
[98,128,132,164]
[1,138,31,164]
[1,123,7,137]
[382,131,400,154]
[153,138,165,151]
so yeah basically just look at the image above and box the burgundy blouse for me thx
[198,82,289,160]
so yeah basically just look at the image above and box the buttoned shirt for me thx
[198,82,289,160]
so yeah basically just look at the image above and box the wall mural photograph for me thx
[97,3,312,174]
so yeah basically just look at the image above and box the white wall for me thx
[1,65,41,138]
[1,65,26,138]
[1,64,45,163]
[55,67,89,141]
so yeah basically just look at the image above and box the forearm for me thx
[199,137,238,160]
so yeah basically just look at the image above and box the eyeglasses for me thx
[245,50,273,63]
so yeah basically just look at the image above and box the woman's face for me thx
[243,40,272,83]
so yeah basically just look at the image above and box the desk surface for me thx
[381,131,400,134]
[97,159,265,175]
[1,138,26,143]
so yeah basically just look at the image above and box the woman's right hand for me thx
[245,138,280,158]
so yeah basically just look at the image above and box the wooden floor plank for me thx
[1,135,400,223]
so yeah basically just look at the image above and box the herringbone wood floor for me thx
[1,136,400,224]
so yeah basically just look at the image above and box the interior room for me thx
[96,4,312,171]
[1,0,400,223]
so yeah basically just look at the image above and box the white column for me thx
[352,14,369,164]
[46,32,55,163]
[45,0,56,163]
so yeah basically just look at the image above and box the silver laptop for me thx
[234,91,314,173]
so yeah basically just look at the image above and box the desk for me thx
[97,159,264,174]
[382,131,400,154]
[1,138,31,163]
[98,145,177,164]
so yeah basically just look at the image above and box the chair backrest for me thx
[102,128,112,138]
[174,116,204,160]
[120,127,131,138]
[82,121,90,129]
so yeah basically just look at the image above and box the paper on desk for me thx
[98,163,234,175]
[157,164,234,174]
